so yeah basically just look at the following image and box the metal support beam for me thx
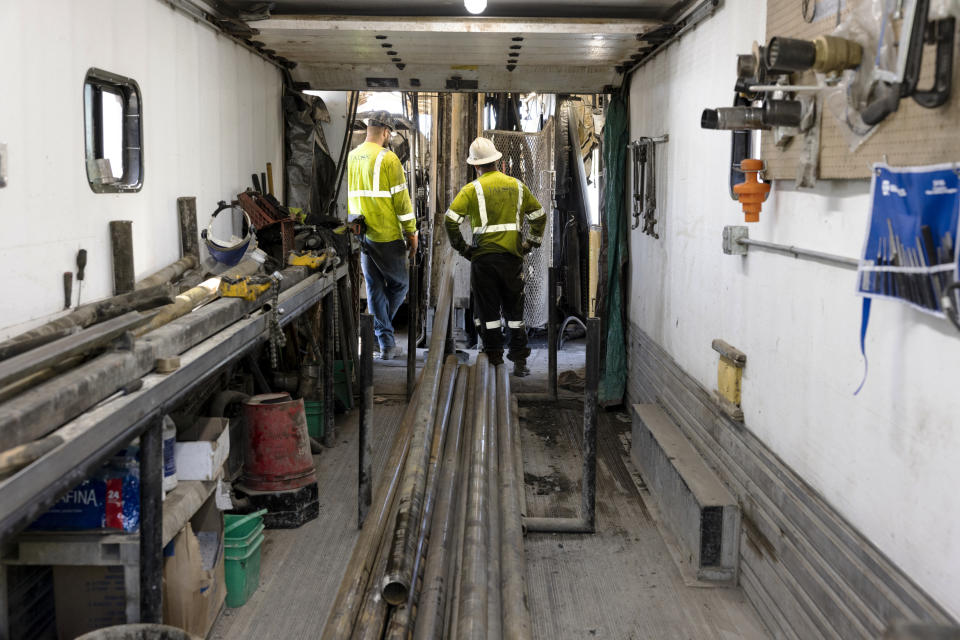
[407,262,418,400]
[323,291,337,447]
[547,265,558,399]
[139,418,163,623]
[358,313,374,528]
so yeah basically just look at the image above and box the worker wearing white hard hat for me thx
[347,111,418,360]
[444,137,547,377]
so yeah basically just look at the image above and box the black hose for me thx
[329,90,360,215]
[557,315,587,350]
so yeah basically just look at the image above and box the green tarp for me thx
[599,94,628,406]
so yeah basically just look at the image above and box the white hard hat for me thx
[467,137,502,165]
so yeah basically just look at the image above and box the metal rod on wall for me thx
[359,313,374,528]
[723,225,860,270]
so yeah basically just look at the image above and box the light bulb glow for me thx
[464,0,487,14]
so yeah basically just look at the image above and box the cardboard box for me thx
[53,565,127,640]
[175,417,230,481]
[163,497,226,637]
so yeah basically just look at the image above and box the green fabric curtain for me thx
[599,94,628,406]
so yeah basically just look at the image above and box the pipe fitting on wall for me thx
[766,35,862,74]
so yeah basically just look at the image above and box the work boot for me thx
[380,345,397,361]
[512,361,530,377]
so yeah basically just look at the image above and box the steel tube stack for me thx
[325,264,605,639]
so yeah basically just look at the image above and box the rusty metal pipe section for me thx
[358,312,374,528]
[381,268,455,606]
[385,360,464,640]
[320,389,418,639]
[412,366,471,640]
[456,354,491,640]
[523,316,600,535]
[497,365,533,640]
[486,364,503,640]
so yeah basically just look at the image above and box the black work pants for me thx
[471,252,530,366]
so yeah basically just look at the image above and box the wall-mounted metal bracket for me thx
[722,225,749,255]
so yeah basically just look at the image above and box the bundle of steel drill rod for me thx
[322,266,532,640]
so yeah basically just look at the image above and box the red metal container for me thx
[240,393,317,492]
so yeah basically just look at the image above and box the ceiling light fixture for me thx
[464,0,487,15]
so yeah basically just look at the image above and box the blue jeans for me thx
[361,238,409,350]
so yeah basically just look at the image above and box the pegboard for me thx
[763,0,960,180]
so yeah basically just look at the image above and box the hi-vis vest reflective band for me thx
[348,149,415,224]
[444,178,544,235]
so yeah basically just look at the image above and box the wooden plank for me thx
[109,221,135,295]
[177,197,200,262]
[161,480,217,547]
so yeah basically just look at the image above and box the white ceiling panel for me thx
[255,16,662,92]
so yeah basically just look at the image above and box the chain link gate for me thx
[485,119,555,329]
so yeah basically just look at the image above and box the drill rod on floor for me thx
[358,313,374,528]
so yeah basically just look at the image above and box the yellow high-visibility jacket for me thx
[444,170,545,259]
[347,141,416,243]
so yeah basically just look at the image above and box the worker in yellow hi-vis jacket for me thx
[444,137,547,377]
[348,111,418,361]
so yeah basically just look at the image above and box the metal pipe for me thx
[382,267,455,606]
[444,364,478,639]
[135,254,199,291]
[384,359,461,640]
[486,365,502,640]
[412,365,470,640]
[510,394,528,520]
[323,291,337,447]
[581,316,599,532]
[456,355,491,640]
[738,237,860,269]
[523,317,599,534]
[407,261,418,400]
[320,388,418,639]
[547,266,558,399]
[497,366,533,640]
[358,313,374,527]
[139,418,163,623]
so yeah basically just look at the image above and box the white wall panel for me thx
[628,0,960,620]
[0,0,283,338]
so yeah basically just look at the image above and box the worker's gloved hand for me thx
[406,232,419,260]
[521,240,533,255]
[462,247,474,261]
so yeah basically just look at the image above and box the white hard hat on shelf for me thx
[466,137,502,165]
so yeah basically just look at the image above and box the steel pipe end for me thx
[382,577,410,606]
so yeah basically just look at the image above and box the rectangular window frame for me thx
[84,68,143,193]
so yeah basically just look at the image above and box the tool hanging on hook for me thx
[629,135,668,237]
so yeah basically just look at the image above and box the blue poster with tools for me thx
[854,163,960,394]
[857,163,960,316]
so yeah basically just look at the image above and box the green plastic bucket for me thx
[305,400,324,439]
[225,532,264,608]
[224,522,264,558]
[224,509,267,540]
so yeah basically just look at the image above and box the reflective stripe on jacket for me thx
[444,170,545,258]
[347,141,415,243]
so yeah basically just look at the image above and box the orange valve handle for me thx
[733,158,770,223]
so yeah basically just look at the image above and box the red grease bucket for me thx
[240,393,317,492]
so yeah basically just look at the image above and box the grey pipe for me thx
[444,365,478,639]
[412,365,470,640]
[739,237,860,269]
[358,313,374,527]
[511,394,528,520]
[497,366,533,640]
[456,355,491,640]
[486,365,502,640]
[547,266,558,399]
[382,269,455,605]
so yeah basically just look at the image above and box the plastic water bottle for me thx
[162,415,178,493]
